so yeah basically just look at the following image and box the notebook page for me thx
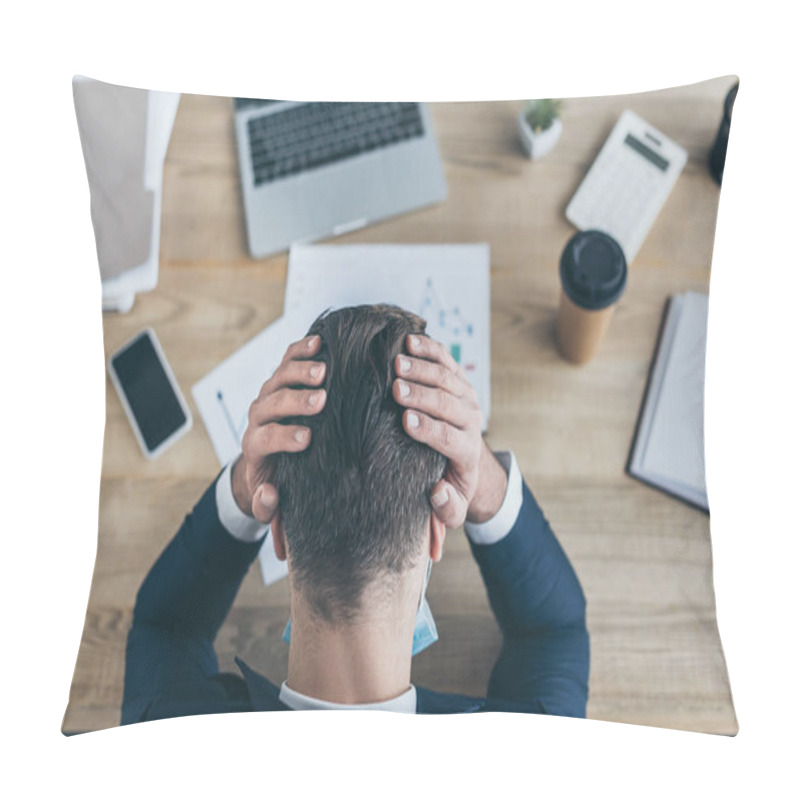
[641,292,709,497]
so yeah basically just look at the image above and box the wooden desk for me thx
[64,76,738,734]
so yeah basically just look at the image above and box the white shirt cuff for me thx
[279,681,417,713]
[463,450,523,546]
[215,456,270,543]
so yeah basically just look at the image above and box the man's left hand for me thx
[393,334,508,529]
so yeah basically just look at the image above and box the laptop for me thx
[233,99,448,258]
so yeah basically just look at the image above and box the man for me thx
[122,305,589,722]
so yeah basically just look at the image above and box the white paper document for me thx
[285,243,492,426]
[192,316,297,467]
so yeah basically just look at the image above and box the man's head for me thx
[269,305,446,625]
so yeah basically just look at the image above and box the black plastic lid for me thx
[560,230,627,310]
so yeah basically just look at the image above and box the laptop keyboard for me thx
[247,102,425,186]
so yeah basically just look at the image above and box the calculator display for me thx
[624,134,669,172]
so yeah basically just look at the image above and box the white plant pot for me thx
[518,113,563,160]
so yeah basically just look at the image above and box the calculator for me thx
[566,110,688,264]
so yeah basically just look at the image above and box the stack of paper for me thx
[192,243,491,584]
[73,77,181,312]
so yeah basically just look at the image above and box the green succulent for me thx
[524,99,563,133]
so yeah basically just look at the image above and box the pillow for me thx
[63,75,738,735]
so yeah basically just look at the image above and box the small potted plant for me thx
[518,98,563,160]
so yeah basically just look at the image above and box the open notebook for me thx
[627,292,709,512]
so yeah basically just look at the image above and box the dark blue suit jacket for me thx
[122,477,589,723]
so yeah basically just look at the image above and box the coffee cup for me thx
[556,230,627,364]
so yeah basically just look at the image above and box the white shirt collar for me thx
[279,681,417,713]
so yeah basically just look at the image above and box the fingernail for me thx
[259,489,275,508]
[308,391,320,406]
[398,356,411,374]
[407,412,419,429]
[397,380,410,398]
[308,336,318,349]
[409,335,420,349]
[294,428,309,442]
[432,487,449,507]
[310,364,321,379]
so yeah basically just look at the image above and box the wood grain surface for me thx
[63,76,738,735]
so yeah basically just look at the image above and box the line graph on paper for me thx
[418,277,477,374]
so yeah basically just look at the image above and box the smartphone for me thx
[107,328,193,459]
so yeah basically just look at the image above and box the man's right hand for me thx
[231,334,327,524]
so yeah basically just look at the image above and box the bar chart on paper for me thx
[284,243,491,427]
[419,277,477,374]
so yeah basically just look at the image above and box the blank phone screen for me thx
[111,333,187,453]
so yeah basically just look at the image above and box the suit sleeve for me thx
[121,475,263,724]
[469,481,590,718]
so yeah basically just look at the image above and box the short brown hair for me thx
[269,305,446,624]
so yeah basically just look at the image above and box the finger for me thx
[249,387,327,426]
[242,423,312,459]
[406,334,467,381]
[261,358,326,396]
[393,379,474,429]
[281,335,322,363]
[251,483,279,525]
[395,353,469,396]
[402,409,471,461]
[430,479,468,529]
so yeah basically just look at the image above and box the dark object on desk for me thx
[107,329,193,459]
[627,292,709,512]
[709,82,738,185]
[556,230,627,364]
